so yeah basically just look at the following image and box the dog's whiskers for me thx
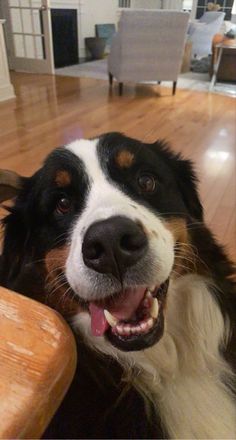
[46,271,65,291]
[45,277,70,304]
[174,240,210,273]
[60,285,75,307]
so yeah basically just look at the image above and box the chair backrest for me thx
[117,10,189,81]
[199,11,225,25]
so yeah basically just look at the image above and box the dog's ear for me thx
[0,169,25,202]
[150,141,203,221]
[173,158,203,221]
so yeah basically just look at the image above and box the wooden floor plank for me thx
[0,72,235,261]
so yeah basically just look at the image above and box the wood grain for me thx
[0,286,77,439]
[0,72,235,263]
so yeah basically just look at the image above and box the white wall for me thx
[162,0,183,9]
[78,0,119,58]
[131,0,183,9]
[131,0,197,16]
[131,0,162,8]
[190,0,198,19]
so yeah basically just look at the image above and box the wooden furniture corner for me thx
[210,34,236,87]
[181,39,193,73]
[0,286,77,439]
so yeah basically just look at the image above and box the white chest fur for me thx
[130,274,236,439]
[74,274,236,438]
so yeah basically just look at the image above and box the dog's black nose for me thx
[82,216,148,279]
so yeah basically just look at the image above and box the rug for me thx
[56,59,236,98]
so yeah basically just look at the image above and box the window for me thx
[119,0,131,7]
[196,0,234,20]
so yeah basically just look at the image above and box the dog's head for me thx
[0,133,203,352]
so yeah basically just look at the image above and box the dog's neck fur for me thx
[74,273,236,439]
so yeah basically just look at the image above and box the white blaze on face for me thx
[65,139,175,300]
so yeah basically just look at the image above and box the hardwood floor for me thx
[0,72,235,260]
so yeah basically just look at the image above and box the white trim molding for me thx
[0,20,15,102]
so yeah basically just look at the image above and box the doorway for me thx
[1,0,54,74]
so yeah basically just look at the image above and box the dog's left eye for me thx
[137,174,157,193]
[56,197,72,214]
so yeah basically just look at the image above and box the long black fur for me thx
[0,133,235,438]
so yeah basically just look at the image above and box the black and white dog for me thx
[0,133,235,438]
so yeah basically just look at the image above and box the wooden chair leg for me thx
[118,82,123,96]
[109,72,113,86]
[172,81,177,95]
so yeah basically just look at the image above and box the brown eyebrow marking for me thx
[55,170,71,187]
[115,150,134,168]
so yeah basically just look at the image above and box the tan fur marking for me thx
[116,150,134,168]
[165,218,195,277]
[45,246,82,316]
[55,170,71,187]
[165,218,188,243]
[45,246,69,273]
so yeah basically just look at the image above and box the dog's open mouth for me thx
[88,279,169,351]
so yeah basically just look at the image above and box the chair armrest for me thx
[0,286,77,439]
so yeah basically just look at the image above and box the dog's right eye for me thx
[137,174,157,193]
[56,197,72,215]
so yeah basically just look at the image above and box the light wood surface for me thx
[0,72,235,262]
[0,286,77,439]
[211,34,236,83]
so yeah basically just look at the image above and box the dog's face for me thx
[1,133,203,352]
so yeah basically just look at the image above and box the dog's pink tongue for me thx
[89,287,146,337]
[89,303,109,337]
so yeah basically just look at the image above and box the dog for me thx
[0,132,235,439]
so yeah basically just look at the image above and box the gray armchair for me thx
[108,9,189,95]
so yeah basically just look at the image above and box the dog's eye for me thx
[137,174,156,193]
[56,197,72,214]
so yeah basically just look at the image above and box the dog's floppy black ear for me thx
[150,141,203,221]
[0,169,25,202]
[173,158,203,221]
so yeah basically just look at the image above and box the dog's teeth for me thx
[124,325,131,335]
[146,290,152,299]
[143,298,150,307]
[150,285,156,292]
[131,326,137,334]
[104,310,118,327]
[147,317,154,329]
[150,298,159,319]
[116,324,124,335]
[140,322,147,331]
